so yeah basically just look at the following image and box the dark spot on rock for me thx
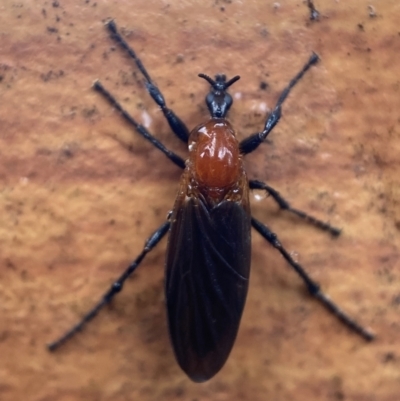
[47,26,58,33]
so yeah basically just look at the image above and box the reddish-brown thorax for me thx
[187,119,243,202]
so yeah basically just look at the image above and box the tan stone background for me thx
[1,0,399,400]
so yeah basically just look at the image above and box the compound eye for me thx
[224,93,233,110]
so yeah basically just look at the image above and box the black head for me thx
[198,73,240,118]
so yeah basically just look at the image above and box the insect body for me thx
[49,20,374,382]
[167,117,251,381]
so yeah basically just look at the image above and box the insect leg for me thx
[94,80,185,169]
[105,20,190,143]
[251,217,375,341]
[306,0,320,21]
[48,220,171,351]
[240,53,319,154]
[249,179,341,236]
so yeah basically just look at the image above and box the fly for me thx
[48,20,374,382]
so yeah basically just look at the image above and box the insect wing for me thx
[166,194,251,382]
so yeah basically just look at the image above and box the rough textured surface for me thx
[1,0,399,400]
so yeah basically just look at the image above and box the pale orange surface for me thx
[1,1,399,400]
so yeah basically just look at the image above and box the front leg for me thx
[240,53,319,155]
